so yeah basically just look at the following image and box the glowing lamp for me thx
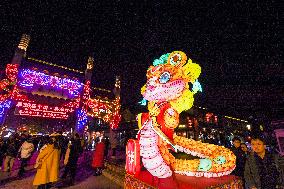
[125,139,141,176]
[246,124,251,130]
[18,34,30,51]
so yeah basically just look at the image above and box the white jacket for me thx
[19,141,34,159]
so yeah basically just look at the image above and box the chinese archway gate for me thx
[0,34,121,134]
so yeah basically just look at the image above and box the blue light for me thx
[192,79,202,93]
[18,69,83,98]
[138,98,147,106]
[159,72,171,84]
[75,109,88,132]
[0,100,12,125]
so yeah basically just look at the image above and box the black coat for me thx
[0,142,6,156]
[231,146,246,177]
[244,152,284,189]
[67,139,83,165]
[6,140,20,157]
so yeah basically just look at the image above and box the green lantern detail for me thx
[197,159,212,172]
[153,53,170,66]
[213,156,226,164]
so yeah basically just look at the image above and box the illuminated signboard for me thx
[15,101,74,119]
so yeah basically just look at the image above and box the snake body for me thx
[137,51,236,178]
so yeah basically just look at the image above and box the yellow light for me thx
[18,34,31,51]
[246,124,251,130]
[27,57,84,74]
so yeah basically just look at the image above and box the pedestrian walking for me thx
[244,136,284,189]
[104,137,110,160]
[33,136,60,189]
[61,133,83,186]
[3,135,20,173]
[17,137,34,177]
[92,137,106,176]
[55,131,68,161]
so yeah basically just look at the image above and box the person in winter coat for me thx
[0,138,6,170]
[241,143,251,159]
[92,137,106,176]
[3,136,20,173]
[61,133,83,186]
[244,136,284,189]
[18,137,34,177]
[37,136,49,152]
[231,137,246,177]
[104,137,110,160]
[33,136,60,189]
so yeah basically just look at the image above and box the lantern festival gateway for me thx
[0,34,121,134]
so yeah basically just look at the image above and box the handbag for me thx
[34,149,55,169]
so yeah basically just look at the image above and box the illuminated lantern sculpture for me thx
[131,51,236,178]
[125,139,141,176]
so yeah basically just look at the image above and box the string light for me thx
[6,64,19,81]
[86,96,121,129]
[18,69,83,98]
[76,109,88,130]
[0,54,121,131]
[93,87,112,93]
[224,116,248,123]
[27,57,84,73]
[0,100,12,124]
[83,80,91,100]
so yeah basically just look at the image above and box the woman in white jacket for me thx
[18,138,34,177]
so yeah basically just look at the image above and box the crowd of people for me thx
[0,131,111,189]
[1,130,284,189]
[0,133,34,175]
[231,136,284,189]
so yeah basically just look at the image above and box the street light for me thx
[246,124,251,130]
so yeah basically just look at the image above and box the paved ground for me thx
[0,173,123,189]
[0,151,124,189]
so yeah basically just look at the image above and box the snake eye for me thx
[159,72,171,84]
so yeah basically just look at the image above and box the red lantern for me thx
[214,115,218,123]
[125,139,141,176]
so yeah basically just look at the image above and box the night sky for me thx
[0,1,282,122]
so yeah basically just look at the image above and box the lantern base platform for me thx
[124,171,243,189]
